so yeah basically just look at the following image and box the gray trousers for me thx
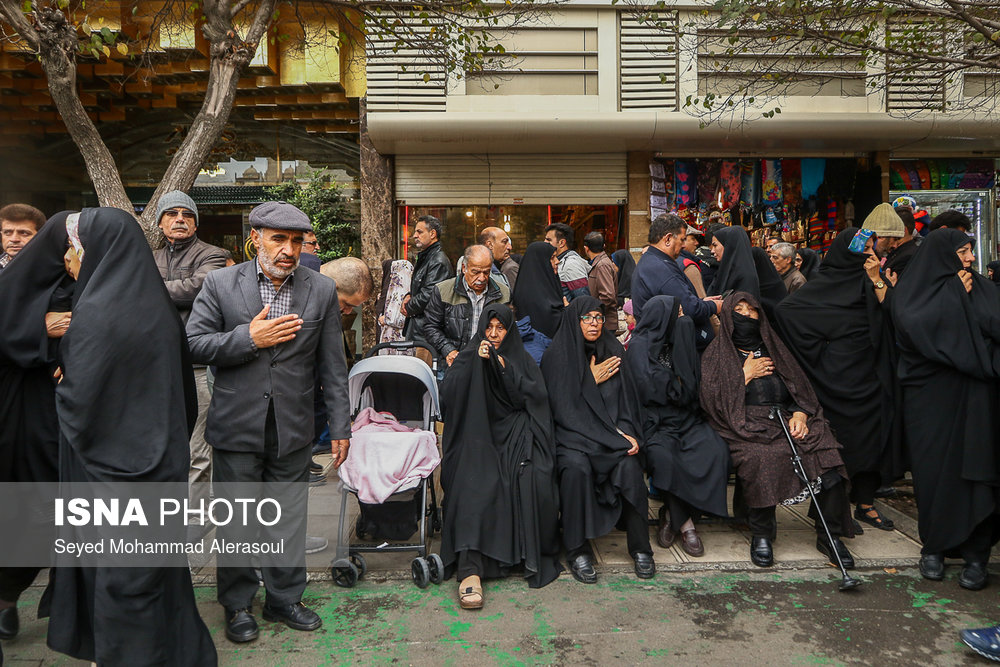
[213,403,310,610]
[188,367,213,521]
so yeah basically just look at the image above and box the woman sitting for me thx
[439,304,562,610]
[541,297,654,584]
[700,293,854,569]
[625,296,730,557]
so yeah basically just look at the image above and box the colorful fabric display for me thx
[781,159,802,207]
[719,160,742,210]
[761,159,782,206]
[740,160,759,207]
[697,158,721,207]
[800,158,826,199]
[675,160,697,208]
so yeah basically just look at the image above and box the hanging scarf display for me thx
[739,160,759,208]
[697,158,721,209]
[800,158,826,199]
[718,160,741,210]
[761,159,782,208]
[675,160,697,208]
[781,159,802,207]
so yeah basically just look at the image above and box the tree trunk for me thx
[359,98,396,351]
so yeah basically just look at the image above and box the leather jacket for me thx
[423,275,510,358]
[403,241,453,341]
[153,234,228,324]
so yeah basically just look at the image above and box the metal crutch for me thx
[769,406,861,592]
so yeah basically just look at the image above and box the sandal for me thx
[458,577,483,610]
[854,504,894,531]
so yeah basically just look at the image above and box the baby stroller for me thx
[330,341,443,589]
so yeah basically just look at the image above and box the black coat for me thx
[403,242,453,341]
[423,275,510,358]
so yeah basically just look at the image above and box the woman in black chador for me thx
[625,296,730,557]
[439,304,562,610]
[700,292,854,569]
[511,241,564,338]
[708,227,787,323]
[775,228,905,533]
[540,296,654,584]
[0,209,216,666]
[892,228,1000,590]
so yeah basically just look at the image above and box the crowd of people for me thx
[0,194,998,664]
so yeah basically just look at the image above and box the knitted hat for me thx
[862,203,905,238]
[154,190,199,227]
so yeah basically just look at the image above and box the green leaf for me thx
[100,27,114,43]
[423,72,431,83]
[21,0,31,12]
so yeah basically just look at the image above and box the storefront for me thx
[394,154,628,261]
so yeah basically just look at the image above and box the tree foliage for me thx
[265,174,358,261]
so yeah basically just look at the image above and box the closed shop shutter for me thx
[395,153,627,205]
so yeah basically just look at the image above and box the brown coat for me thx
[587,251,618,332]
[781,268,807,294]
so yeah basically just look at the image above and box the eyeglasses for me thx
[163,209,195,221]
[580,314,605,324]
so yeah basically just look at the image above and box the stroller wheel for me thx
[411,557,431,589]
[350,553,368,578]
[427,553,444,585]
[331,559,360,588]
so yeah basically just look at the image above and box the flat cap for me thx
[249,200,313,232]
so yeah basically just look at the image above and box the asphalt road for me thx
[5,565,999,666]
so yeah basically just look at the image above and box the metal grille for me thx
[619,11,679,111]
[886,17,946,111]
[365,17,448,112]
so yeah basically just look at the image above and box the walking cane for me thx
[769,406,861,592]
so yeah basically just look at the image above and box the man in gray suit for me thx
[186,201,350,644]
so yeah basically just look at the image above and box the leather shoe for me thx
[959,562,989,591]
[633,552,656,579]
[309,472,327,487]
[816,537,855,570]
[224,607,258,643]
[569,553,598,584]
[308,460,323,472]
[919,553,945,581]
[263,601,322,631]
[0,605,19,640]
[656,507,676,549]
[680,528,704,557]
[750,536,773,567]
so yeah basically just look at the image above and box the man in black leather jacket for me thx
[402,215,453,345]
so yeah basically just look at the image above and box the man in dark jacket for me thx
[883,206,919,281]
[152,190,228,526]
[632,214,721,350]
[423,245,510,367]
[403,215,453,343]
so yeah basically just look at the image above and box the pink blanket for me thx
[339,408,440,504]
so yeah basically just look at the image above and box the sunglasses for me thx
[163,209,196,221]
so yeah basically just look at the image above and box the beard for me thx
[258,245,299,279]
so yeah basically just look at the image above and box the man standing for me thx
[479,226,519,291]
[0,204,46,272]
[544,223,591,301]
[320,257,376,362]
[186,200,350,643]
[403,215,453,348]
[632,214,721,349]
[769,242,807,294]
[424,245,511,368]
[582,231,618,332]
[152,191,228,523]
[299,230,322,271]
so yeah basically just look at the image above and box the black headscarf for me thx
[625,295,700,432]
[775,228,904,480]
[893,228,1000,380]
[439,303,562,587]
[708,226,759,297]
[751,247,789,316]
[612,249,636,307]
[57,208,197,482]
[797,247,820,280]
[512,241,564,338]
[988,260,1000,284]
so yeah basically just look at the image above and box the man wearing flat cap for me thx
[186,200,351,644]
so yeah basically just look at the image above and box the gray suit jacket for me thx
[186,262,350,457]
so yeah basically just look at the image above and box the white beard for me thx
[258,246,299,279]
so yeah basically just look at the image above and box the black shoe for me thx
[0,605,19,640]
[919,553,945,581]
[569,553,598,584]
[308,460,323,472]
[224,607,258,643]
[262,602,322,631]
[633,552,656,579]
[750,537,773,567]
[309,472,327,487]
[816,537,855,570]
[854,504,894,531]
[959,562,989,591]
[312,441,331,456]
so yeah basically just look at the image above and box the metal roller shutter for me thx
[395,153,628,205]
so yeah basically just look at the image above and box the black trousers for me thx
[567,501,651,560]
[0,568,42,603]
[747,479,849,541]
[213,403,310,610]
[849,470,881,506]
[456,550,484,581]
[957,518,994,563]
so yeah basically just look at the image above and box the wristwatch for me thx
[874,280,886,289]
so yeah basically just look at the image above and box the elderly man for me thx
[186,201,350,644]
[479,226,519,291]
[321,257,375,362]
[424,245,511,368]
[769,242,807,294]
[403,215,453,346]
[544,222,591,301]
[582,231,618,332]
[0,204,46,272]
[151,191,228,524]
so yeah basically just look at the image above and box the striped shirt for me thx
[256,258,295,319]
